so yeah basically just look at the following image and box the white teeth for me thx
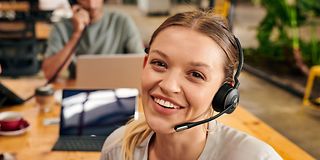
[164,101,171,107]
[154,98,179,109]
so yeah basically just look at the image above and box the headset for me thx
[145,34,244,132]
[212,36,243,114]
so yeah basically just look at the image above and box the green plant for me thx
[255,0,320,75]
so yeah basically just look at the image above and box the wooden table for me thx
[0,79,315,160]
[0,79,100,160]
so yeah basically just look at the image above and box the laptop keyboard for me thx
[52,136,106,151]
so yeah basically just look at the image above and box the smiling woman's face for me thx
[141,26,226,134]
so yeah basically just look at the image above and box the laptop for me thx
[76,54,144,90]
[52,88,139,152]
[0,78,46,106]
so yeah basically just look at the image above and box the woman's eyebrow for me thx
[151,49,212,70]
[189,62,212,70]
[150,49,169,59]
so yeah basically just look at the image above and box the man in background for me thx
[42,0,144,80]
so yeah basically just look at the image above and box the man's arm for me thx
[42,5,90,80]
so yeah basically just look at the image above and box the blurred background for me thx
[0,0,319,158]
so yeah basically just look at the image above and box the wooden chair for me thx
[303,65,320,107]
[210,0,236,29]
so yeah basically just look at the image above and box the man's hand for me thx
[72,5,90,34]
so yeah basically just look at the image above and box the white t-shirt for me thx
[101,121,282,160]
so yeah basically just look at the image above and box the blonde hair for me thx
[121,115,152,160]
[121,10,239,160]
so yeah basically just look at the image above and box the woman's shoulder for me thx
[202,121,282,160]
[100,126,126,160]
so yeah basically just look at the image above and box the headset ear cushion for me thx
[212,83,239,113]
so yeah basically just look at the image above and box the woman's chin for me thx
[146,118,176,134]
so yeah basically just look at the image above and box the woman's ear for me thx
[143,55,149,68]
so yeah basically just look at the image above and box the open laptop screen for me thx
[60,88,138,137]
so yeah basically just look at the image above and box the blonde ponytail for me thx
[121,114,152,160]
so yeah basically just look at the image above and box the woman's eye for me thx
[190,71,205,80]
[150,60,167,68]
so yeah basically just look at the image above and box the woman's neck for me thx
[148,124,208,160]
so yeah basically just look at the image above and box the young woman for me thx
[100,10,282,160]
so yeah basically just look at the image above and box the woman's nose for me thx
[158,72,181,94]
